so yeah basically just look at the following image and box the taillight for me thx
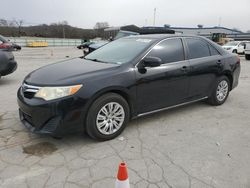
[0,43,11,49]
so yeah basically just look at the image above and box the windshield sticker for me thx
[136,39,152,43]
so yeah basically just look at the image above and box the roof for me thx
[169,26,243,33]
[126,34,205,40]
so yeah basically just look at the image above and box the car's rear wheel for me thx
[246,54,250,60]
[86,93,130,141]
[207,76,230,106]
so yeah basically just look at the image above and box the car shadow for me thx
[15,100,212,152]
[0,78,16,86]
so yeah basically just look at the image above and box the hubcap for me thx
[96,102,125,135]
[216,80,229,102]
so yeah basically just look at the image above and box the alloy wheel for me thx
[216,80,229,102]
[96,102,125,135]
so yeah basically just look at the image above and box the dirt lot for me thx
[0,47,250,188]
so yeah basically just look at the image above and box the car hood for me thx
[24,57,119,86]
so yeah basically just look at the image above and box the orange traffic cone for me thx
[115,162,130,188]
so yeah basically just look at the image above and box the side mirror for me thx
[141,56,162,67]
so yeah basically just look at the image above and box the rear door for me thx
[184,37,222,99]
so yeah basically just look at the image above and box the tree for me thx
[13,19,24,37]
[94,22,109,29]
[0,19,8,26]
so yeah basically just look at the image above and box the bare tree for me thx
[0,19,8,26]
[13,19,24,37]
[94,22,109,29]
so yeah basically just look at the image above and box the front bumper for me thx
[17,88,87,136]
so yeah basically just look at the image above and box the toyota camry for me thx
[17,35,240,140]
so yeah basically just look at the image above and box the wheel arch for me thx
[222,71,233,90]
[84,86,136,122]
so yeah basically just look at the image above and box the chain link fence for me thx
[8,37,82,47]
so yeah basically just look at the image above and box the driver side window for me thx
[147,38,185,64]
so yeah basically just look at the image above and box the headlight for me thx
[35,84,82,101]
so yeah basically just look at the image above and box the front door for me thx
[135,38,190,114]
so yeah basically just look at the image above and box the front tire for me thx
[232,49,237,53]
[86,93,130,141]
[207,76,230,106]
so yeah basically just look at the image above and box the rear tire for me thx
[246,54,250,60]
[86,93,130,141]
[207,76,230,106]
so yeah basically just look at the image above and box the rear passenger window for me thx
[186,38,210,59]
[209,45,220,56]
[147,38,184,64]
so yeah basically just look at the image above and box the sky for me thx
[1,0,250,31]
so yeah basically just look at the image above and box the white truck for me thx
[245,42,250,60]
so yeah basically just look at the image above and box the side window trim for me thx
[208,44,221,56]
[184,37,213,60]
[147,38,185,65]
[135,37,187,68]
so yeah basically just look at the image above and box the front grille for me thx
[22,83,40,99]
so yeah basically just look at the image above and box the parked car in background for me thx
[0,35,12,50]
[0,35,21,51]
[0,50,17,79]
[17,35,240,141]
[245,42,250,60]
[222,41,248,54]
[12,43,22,51]
[85,31,139,54]
[77,41,95,49]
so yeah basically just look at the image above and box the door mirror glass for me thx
[141,56,162,67]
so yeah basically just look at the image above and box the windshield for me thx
[84,37,154,64]
[224,41,239,46]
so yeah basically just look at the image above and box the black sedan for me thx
[17,35,240,140]
[0,50,17,79]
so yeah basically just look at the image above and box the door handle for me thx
[181,66,188,71]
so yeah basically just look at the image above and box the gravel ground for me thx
[0,47,249,188]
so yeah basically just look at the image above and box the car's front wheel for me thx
[207,76,230,106]
[86,93,130,141]
[232,49,237,53]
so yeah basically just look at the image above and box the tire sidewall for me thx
[86,93,130,141]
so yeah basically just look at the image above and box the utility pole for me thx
[62,25,65,38]
[218,17,222,27]
[153,8,156,26]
